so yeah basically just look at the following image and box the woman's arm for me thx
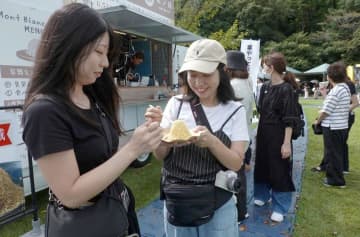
[191,126,245,171]
[153,140,172,160]
[281,127,292,159]
[209,138,245,171]
[316,111,329,124]
[37,121,162,208]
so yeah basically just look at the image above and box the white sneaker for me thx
[254,199,265,206]
[270,212,284,222]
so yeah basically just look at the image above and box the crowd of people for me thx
[21,3,357,237]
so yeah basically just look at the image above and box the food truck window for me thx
[112,32,171,88]
[152,42,172,87]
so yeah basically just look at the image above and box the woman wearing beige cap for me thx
[145,39,249,237]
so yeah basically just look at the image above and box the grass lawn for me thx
[293,98,360,237]
[1,98,359,236]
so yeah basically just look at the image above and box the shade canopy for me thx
[99,5,202,44]
[286,66,302,74]
[304,63,329,75]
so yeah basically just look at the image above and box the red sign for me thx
[0,123,12,146]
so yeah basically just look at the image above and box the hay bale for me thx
[0,167,24,217]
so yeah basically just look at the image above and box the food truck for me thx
[0,0,200,210]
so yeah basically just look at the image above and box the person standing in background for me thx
[254,52,298,223]
[304,83,310,99]
[313,62,351,187]
[343,77,359,173]
[226,50,254,223]
[312,75,358,174]
[125,51,144,82]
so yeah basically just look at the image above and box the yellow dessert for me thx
[162,120,199,143]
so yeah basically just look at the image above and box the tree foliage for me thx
[174,0,360,70]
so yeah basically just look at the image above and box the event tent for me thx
[286,66,302,74]
[304,63,329,75]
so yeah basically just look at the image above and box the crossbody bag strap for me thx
[94,102,113,156]
[176,98,184,119]
[190,98,213,133]
[220,105,243,130]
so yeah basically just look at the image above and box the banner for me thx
[240,39,261,95]
[65,0,174,24]
[0,111,25,221]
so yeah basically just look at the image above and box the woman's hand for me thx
[192,126,216,148]
[281,143,291,159]
[313,117,319,125]
[144,105,163,123]
[128,121,163,158]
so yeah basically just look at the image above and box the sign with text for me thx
[0,0,54,106]
[240,39,261,95]
[64,0,174,24]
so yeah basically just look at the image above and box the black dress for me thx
[254,81,297,192]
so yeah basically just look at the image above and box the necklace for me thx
[72,99,90,109]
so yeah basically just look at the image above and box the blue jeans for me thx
[164,196,238,237]
[254,182,292,215]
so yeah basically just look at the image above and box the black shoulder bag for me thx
[312,121,323,135]
[163,98,234,227]
[43,97,133,237]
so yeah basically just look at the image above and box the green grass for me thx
[1,98,360,236]
[293,98,360,237]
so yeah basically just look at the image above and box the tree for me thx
[345,28,360,63]
[263,32,317,71]
[174,0,360,68]
[315,10,360,64]
[210,20,248,50]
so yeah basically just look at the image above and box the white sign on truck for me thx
[0,0,63,196]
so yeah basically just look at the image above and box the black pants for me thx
[320,114,354,171]
[236,164,247,221]
[323,127,347,185]
[236,145,251,221]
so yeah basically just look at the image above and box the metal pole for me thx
[27,150,39,222]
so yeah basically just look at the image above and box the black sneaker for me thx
[323,178,346,188]
[311,166,323,172]
[238,213,249,225]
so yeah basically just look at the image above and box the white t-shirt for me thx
[230,78,254,128]
[321,83,350,130]
[161,95,249,142]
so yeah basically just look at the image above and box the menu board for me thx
[0,0,53,106]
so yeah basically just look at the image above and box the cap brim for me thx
[179,60,219,74]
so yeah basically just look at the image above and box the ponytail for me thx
[283,71,299,89]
